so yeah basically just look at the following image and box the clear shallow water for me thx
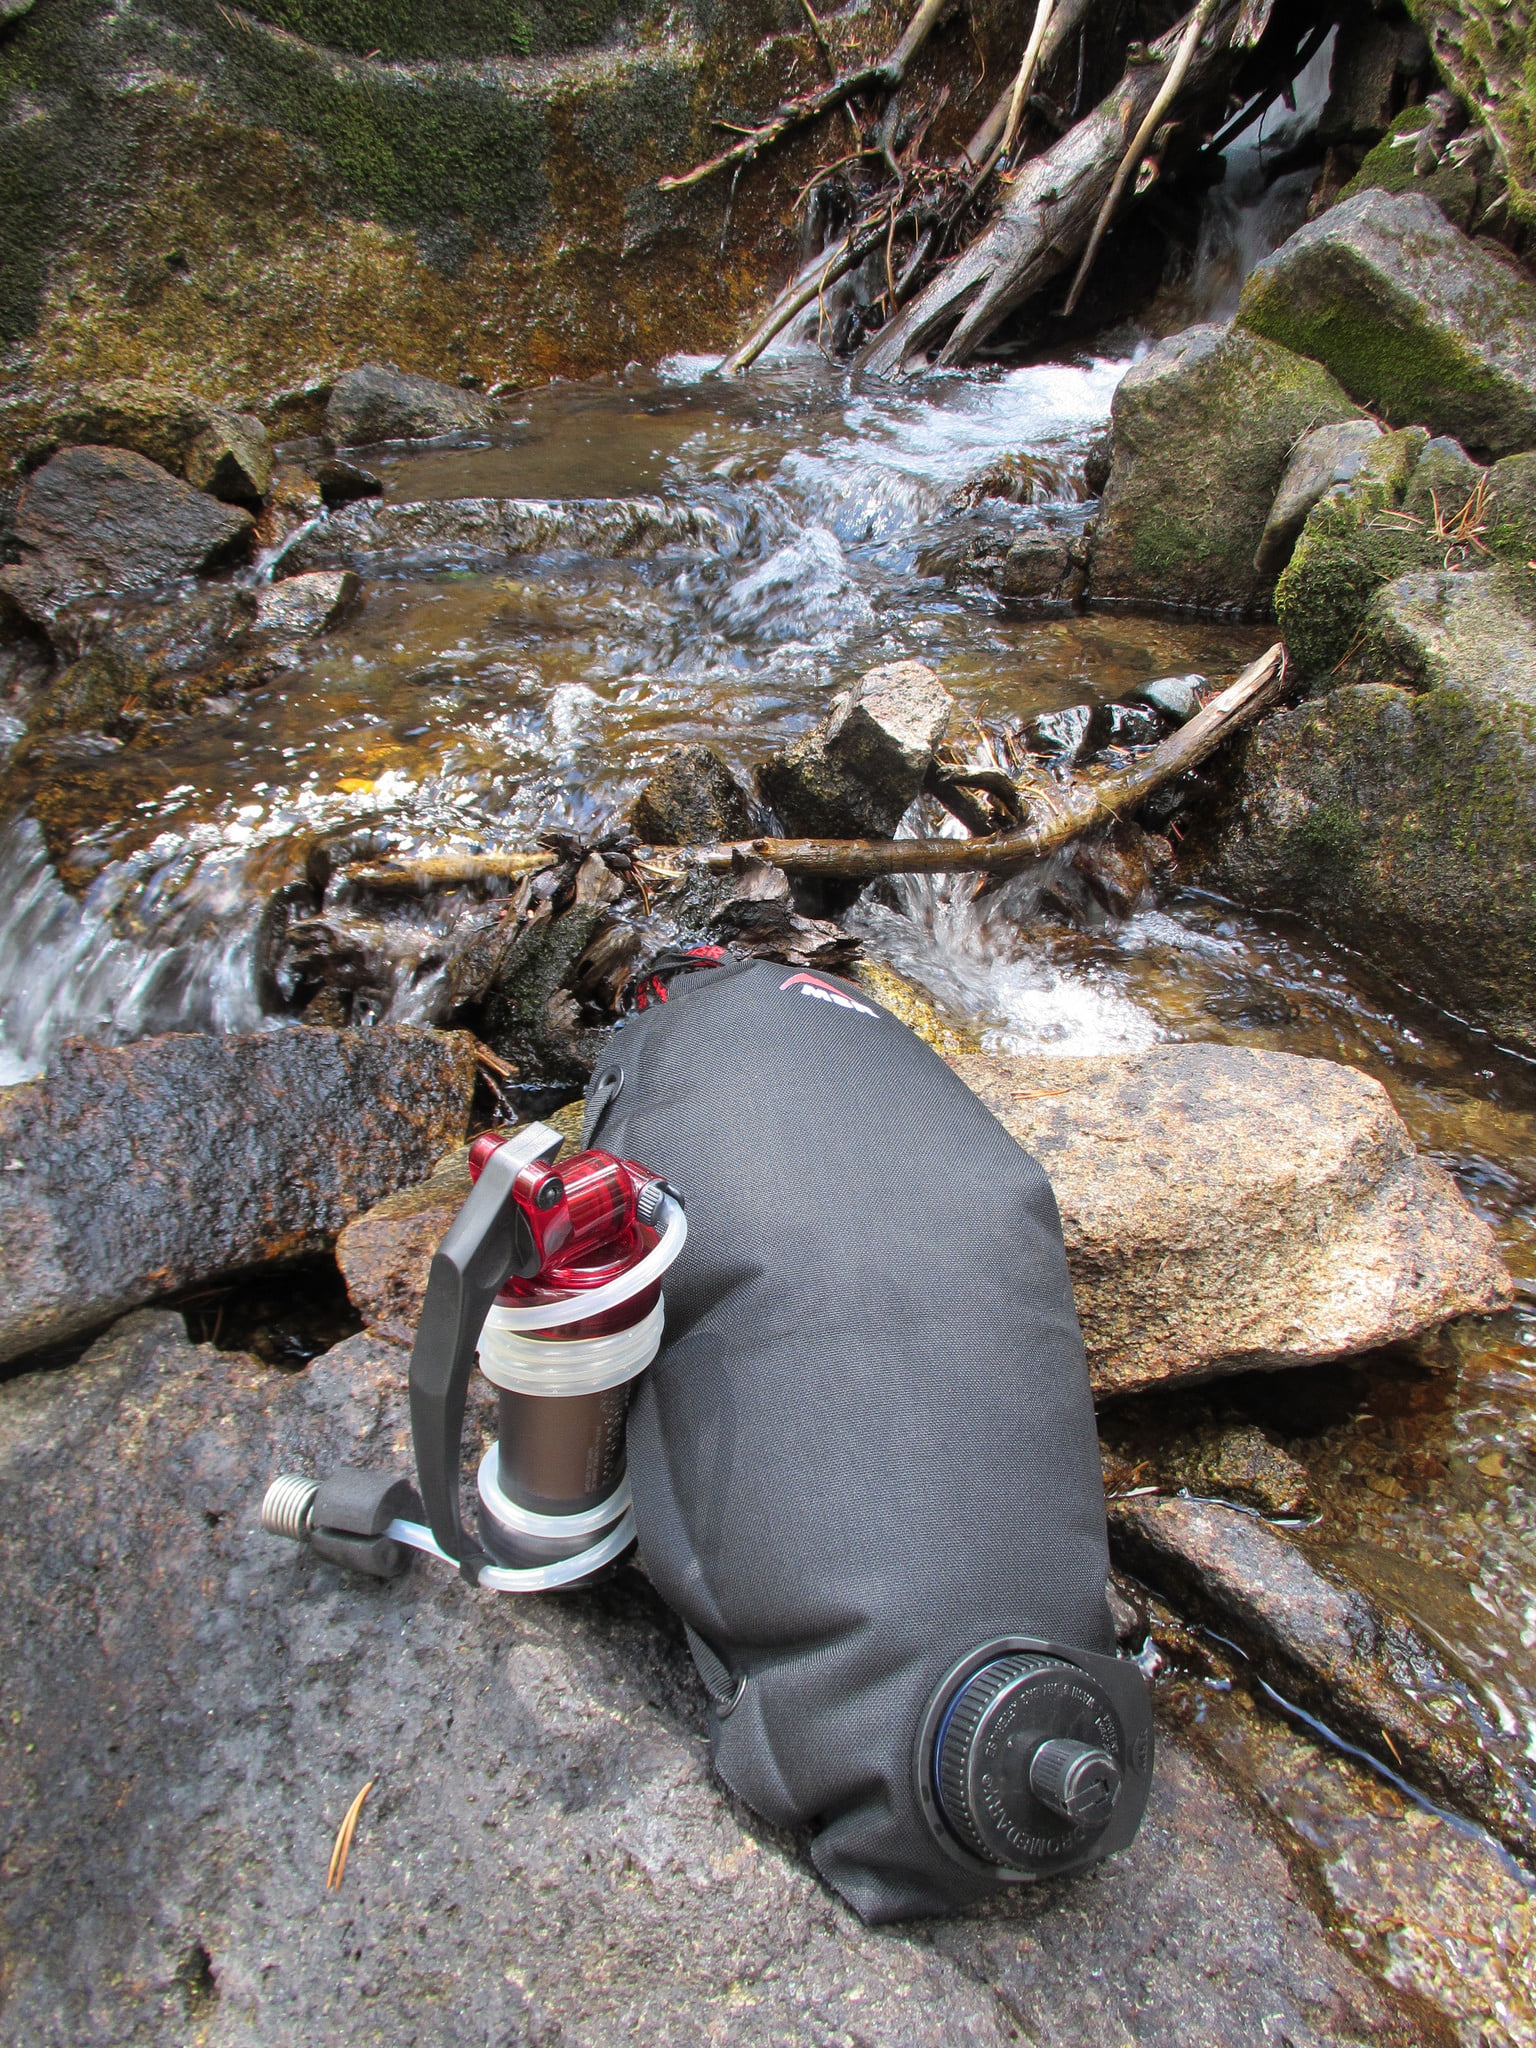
[2,348,1535,2029]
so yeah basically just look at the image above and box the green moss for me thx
[1241,281,1512,447]
[1341,104,1484,229]
[1275,433,1448,681]
[1205,677,1536,1049]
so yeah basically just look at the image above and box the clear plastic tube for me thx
[479,1295,665,1395]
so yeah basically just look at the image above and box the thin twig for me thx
[1062,0,1221,315]
[326,1778,376,1892]
[990,0,1057,171]
[658,0,947,191]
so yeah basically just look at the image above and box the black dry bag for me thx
[584,955,1153,1922]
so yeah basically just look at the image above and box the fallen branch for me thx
[1061,0,1221,316]
[658,0,948,192]
[345,850,555,895]
[691,645,1286,880]
[990,0,1058,173]
[720,0,1100,375]
[858,0,1241,374]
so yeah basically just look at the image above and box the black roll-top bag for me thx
[586,956,1152,1922]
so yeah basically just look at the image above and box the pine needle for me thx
[326,1777,376,1892]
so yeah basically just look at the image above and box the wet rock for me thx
[630,743,755,846]
[1203,604,1536,1052]
[1238,188,1536,457]
[1082,430,1113,497]
[1271,425,1436,677]
[953,1040,1511,1399]
[253,569,359,638]
[324,364,493,445]
[0,1310,1422,2046]
[33,382,274,505]
[314,456,384,508]
[1089,324,1364,613]
[275,494,729,576]
[1127,673,1202,725]
[998,530,1077,603]
[1108,1495,1536,1861]
[479,901,619,1087]
[1063,819,1173,918]
[0,447,254,627]
[757,661,953,839]
[690,857,861,970]
[1102,702,1165,750]
[1175,1422,1312,1517]
[1025,701,1112,764]
[337,1143,473,1344]
[1254,418,1385,577]
[0,1026,476,1365]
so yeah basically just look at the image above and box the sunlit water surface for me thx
[0,353,1532,1875]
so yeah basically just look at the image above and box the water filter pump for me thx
[262,1122,686,1592]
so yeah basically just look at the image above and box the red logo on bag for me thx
[779,972,876,1016]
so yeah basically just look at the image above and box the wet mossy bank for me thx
[0,0,998,424]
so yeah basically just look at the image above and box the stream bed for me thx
[3,350,1534,2037]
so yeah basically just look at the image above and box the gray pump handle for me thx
[407,1123,563,1583]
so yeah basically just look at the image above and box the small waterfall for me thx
[0,817,269,1084]
[849,807,1164,1058]
[1181,29,1339,324]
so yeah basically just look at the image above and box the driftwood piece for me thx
[345,851,555,895]
[658,0,947,192]
[858,0,1242,374]
[1061,0,1222,315]
[720,0,1102,374]
[691,645,1286,880]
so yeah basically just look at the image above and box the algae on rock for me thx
[1089,324,1364,615]
[1237,187,1536,458]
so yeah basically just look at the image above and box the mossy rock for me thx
[1341,104,1488,231]
[1203,680,1536,1051]
[0,0,931,411]
[1276,432,1536,679]
[1089,323,1364,615]
[1203,569,1536,1052]
[1274,428,1440,678]
[1237,187,1536,458]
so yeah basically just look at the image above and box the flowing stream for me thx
[3,341,1535,2021]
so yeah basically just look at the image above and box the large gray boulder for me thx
[954,1041,1509,1398]
[0,1307,1442,2043]
[0,447,254,626]
[1237,187,1536,458]
[1205,570,1536,1052]
[0,1026,477,1365]
[757,660,953,837]
[324,365,493,445]
[1088,325,1363,614]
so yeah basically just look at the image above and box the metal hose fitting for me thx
[262,1474,319,1543]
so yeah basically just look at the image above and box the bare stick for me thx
[345,850,555,894]
[991,0,1057,170]
[859,0,1239,375]
[690,645,1286,880]
[1061,0,1221,315]
[658,0,948,192]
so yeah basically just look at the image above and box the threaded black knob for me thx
[1028,1736,1122,1826]
[935,1654,1124,1871]
[635,1179,668,1226]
